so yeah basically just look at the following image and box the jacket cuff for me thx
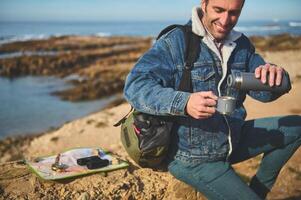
[170,91,191,116]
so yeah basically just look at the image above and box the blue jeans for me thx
[168,115,301,200]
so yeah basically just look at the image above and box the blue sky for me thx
[0,0,300,22]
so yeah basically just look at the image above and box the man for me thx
[124,0,301,199]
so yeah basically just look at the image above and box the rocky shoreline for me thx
[0,36,152,101]
[1,34,300,102]
[1,34,301,199]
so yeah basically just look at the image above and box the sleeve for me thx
[124,32,191,116]
[246,43,284,102]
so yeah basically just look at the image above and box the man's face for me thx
[201,0,244,41]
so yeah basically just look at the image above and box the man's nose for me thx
[220,12,230,26]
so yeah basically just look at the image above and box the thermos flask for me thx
[227,71,291,93]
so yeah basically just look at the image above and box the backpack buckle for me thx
[184,62,193,70]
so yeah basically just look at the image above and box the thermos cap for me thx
[227,71,291,93]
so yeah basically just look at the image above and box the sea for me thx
[1,20,301,45]
[0,20,301,138]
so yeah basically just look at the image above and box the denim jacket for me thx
[124,9,283,165]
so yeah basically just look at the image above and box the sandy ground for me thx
[0,50,301,199]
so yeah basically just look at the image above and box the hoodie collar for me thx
[191,6,242,42]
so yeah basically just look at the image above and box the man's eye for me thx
[214,8,223,13]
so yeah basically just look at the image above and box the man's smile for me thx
[214,22,229,33]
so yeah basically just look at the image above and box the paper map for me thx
[26,147,128,180]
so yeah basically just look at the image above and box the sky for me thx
[0,0,300,22]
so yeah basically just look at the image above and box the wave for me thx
[95,32,111,37]
[236,25,281,32]
[289,22,301,27]
[0,32,113,45]
[0,34,51,45]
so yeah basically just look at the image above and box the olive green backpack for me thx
[114,25,201,168]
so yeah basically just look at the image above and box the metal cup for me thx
[216,96,236,115]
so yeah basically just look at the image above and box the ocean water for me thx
[0,20,301,138]
[0,77,118,138]
[0,20,301,45]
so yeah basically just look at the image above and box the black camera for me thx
[76,156,109,169]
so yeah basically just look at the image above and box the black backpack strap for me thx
[156,24,183,40]
[156,24,201,92]
[178,25,201,92]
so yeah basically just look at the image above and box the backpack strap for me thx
[113,106,134,127]
[156,24,183,40]
[179,25,201,92]
[157,24,202,92]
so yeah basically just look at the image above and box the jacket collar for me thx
[191,6,242,43]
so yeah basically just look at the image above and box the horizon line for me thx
[1,19,301,23]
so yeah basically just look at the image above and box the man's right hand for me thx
[185,91,218,119]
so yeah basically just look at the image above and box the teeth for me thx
[215,23,226,31]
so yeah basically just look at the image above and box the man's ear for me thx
[201,0,207,13]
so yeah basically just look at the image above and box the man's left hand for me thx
[255,63,284,86]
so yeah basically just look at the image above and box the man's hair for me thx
[203,0,245,8]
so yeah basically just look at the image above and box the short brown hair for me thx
[203,0,245,8]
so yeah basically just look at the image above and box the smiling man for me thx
[124,0,301,199]
[201,0,244,41]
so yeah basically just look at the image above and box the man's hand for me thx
[186,91,218,119]
[255,63,284,86]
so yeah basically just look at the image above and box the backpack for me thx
[114,25,202,168]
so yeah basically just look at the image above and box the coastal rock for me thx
[0,135,39,163]
[78,192,90,200]
[164,178,206,200]
[0,36,152,101]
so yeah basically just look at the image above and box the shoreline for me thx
[0,35,152,101]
